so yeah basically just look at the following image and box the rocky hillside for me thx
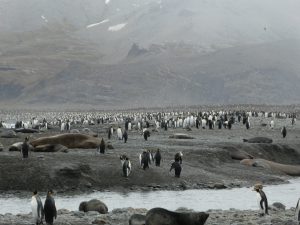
[0,0,300,109]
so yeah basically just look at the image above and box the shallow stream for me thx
[1,179,299,215]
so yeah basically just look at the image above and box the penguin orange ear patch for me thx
[253,183,263,190]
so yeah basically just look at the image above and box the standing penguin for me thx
[154,149,162,166]
[295,198,300,224]
[253,183,268,216]
[31,191,44,225]
[122,157,131,177]
[246,119,250,130]
[108,126,112,140]
[170,161,182,178]
[123,130,128,143]
[140,151,150,170]
[281,126,287,138]
[117,127,122,140]
[143,129,150,141]
[21,136,30,159]
[44,190,57,225]
[99,138,106,154]
[270,120,274,129]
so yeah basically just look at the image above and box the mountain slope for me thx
[0,0,300,109]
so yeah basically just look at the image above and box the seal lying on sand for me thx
[33,144,68,152]
[169,133,194,139]
[0,130,18,138]
[243,137,273,143]
[9,142,34,151]
[145,207,209,225]
[240,158,300,176]
[30,133,101,149]
[228,148,253,160]
[14,128,39,133]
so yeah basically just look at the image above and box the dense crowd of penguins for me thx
[0,109,296,178]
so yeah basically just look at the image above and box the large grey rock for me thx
[129,214,146,225]
[79,199,108,214]
[271,202,286,211]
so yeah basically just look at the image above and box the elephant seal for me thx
[227,148,253,160]
[9,142,34,152]
[242,137,273,143]
[1,130,18,138]
[145,208,209,225]
[70,129,80,134]
[33,144,68,152]
[129,214,146,225]
[240,158,300,176]
[82,128,98,137]
[169,133,194,139]
[30,133,101,149]
[14,128,39,133]
[79,199,108,214]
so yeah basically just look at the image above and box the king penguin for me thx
[295,198,300,224]
[281,126,287,138]
[31,190,44,225]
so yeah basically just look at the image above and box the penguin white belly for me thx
[127,161,132,176]
[256,193,262,210]
[31,197,38,220]
[117,129,122,139]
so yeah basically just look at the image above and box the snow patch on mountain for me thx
[108,23,127,31]
[41,15,48,23]
[86,19,109,29]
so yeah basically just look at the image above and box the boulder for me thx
[129,214,146,225]
[107,142,114,149]
[271,202,286,211]
[79,199,108,214]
